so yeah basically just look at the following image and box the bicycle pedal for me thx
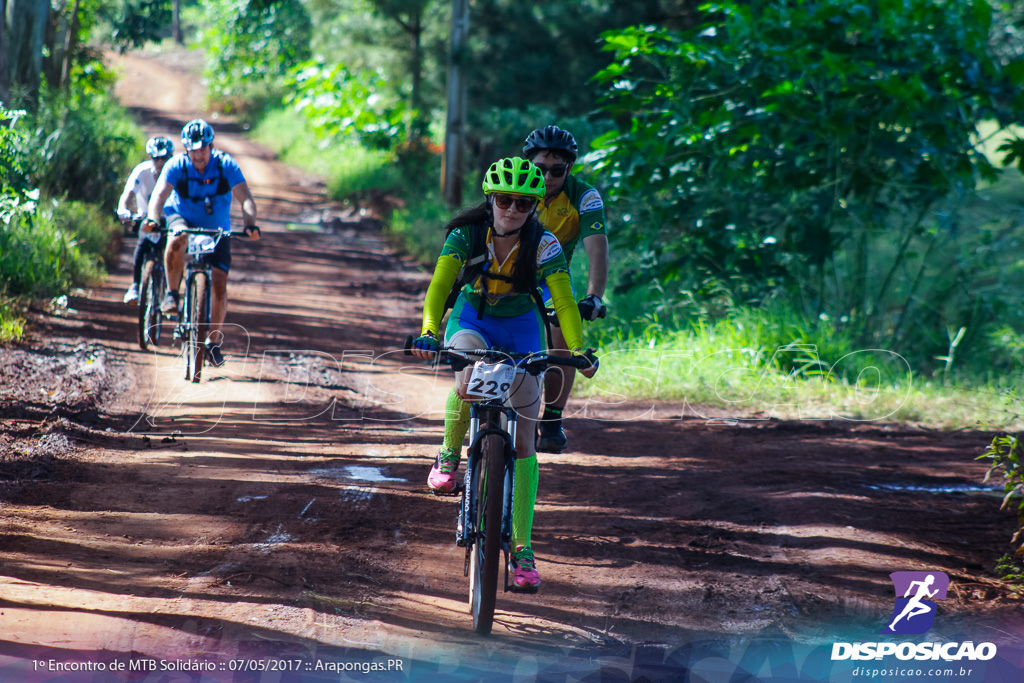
[427,486,460,497]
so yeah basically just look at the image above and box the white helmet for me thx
[146,136,174,159]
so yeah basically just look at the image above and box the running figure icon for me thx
[883,571,949,635]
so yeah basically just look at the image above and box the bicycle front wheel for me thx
[138,260,162,350]
[185,272,209,383]
[469,433,505,635]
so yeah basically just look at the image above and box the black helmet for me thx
[522,125,578,162]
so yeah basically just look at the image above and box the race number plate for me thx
[141,229,162,244]
[187,233,219,255]
[464,360,515,400]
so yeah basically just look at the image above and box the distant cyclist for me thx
[117,136,174,304]
[144,118,260,368]
[411,157,597,592]
[522,125,609,453]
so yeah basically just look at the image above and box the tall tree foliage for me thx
[109,0,173,52]
[466,1,697,119]
[201,0,312,111]
[592,0,1024,351]
[290,0,448,151]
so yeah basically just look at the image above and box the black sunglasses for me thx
[534,162,568,178]
[492,194,537,212]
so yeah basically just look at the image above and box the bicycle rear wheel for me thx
[137,260,162,350]
[469,432,505,635]
[184,272,209,383]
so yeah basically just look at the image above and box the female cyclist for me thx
[410,157,597,592]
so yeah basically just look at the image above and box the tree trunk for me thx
[0,0,9,106]
[60,0,81,91]
[409,6,426,140]
[173,0,183,44]
[6,0,49,110]
[443,0,469,208]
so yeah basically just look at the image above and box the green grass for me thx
[0,299,25,341]
[251,108,403,203]
[570,298,1024,431]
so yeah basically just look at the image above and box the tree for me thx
[109,0,174,53]
[592,0,1024,348]
[5,0,49,109]
[371,0,432,140]
[0,0,9,105]
[202,0,313,112]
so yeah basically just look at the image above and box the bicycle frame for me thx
[419,345,595,635]
[174,227,225,383]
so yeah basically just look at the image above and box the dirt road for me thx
[0,50,1022,682]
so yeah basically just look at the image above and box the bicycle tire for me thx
[137,260,162,350]
[469,432,505,635]
[185,272,208,383]
[151,272,164,346]
[182,278,195,381]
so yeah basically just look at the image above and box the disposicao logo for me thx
[830,570,998,663]
[883,571,949,635]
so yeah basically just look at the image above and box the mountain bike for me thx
[174,226,226,383]
[134,216,167,351]
[406,340,597,635]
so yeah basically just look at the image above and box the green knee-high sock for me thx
[442,387,470,453]
[512,455,539,550]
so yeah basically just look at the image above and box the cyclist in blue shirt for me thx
[144,119,260,367]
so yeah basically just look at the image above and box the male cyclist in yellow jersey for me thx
[523,125,609,453]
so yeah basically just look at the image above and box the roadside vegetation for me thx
[3,0,1024,578]
[1,0,145,340]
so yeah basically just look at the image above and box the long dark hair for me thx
[444,200,542,293]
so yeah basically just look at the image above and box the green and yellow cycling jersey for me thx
[537,174,607,263]
[419,222,585,349]
[440,224,569,317]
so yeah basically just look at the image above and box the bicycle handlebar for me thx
[403,335,598,375]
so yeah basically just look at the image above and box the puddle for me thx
[342,465,405,483]
[308,465,406,483]
[236,495,268,503]
[865,482,1002,495]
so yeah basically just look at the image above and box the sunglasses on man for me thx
[491,194,537,212]
[533,162,569,178]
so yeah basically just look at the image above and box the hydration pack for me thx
[443,223,551,345]
[175,154,231,201]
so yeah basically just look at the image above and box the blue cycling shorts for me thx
[444,295,543,354]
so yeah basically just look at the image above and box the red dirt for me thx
[0,49,1021,682]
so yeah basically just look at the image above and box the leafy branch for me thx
[979,434,1024,574]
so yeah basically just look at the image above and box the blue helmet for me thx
[146,136,174,159]
[181,119,214,151]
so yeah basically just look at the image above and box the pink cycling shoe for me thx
[509,545,540,593]
[427,447,460,494]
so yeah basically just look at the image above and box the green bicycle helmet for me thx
[481,157,545,200]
